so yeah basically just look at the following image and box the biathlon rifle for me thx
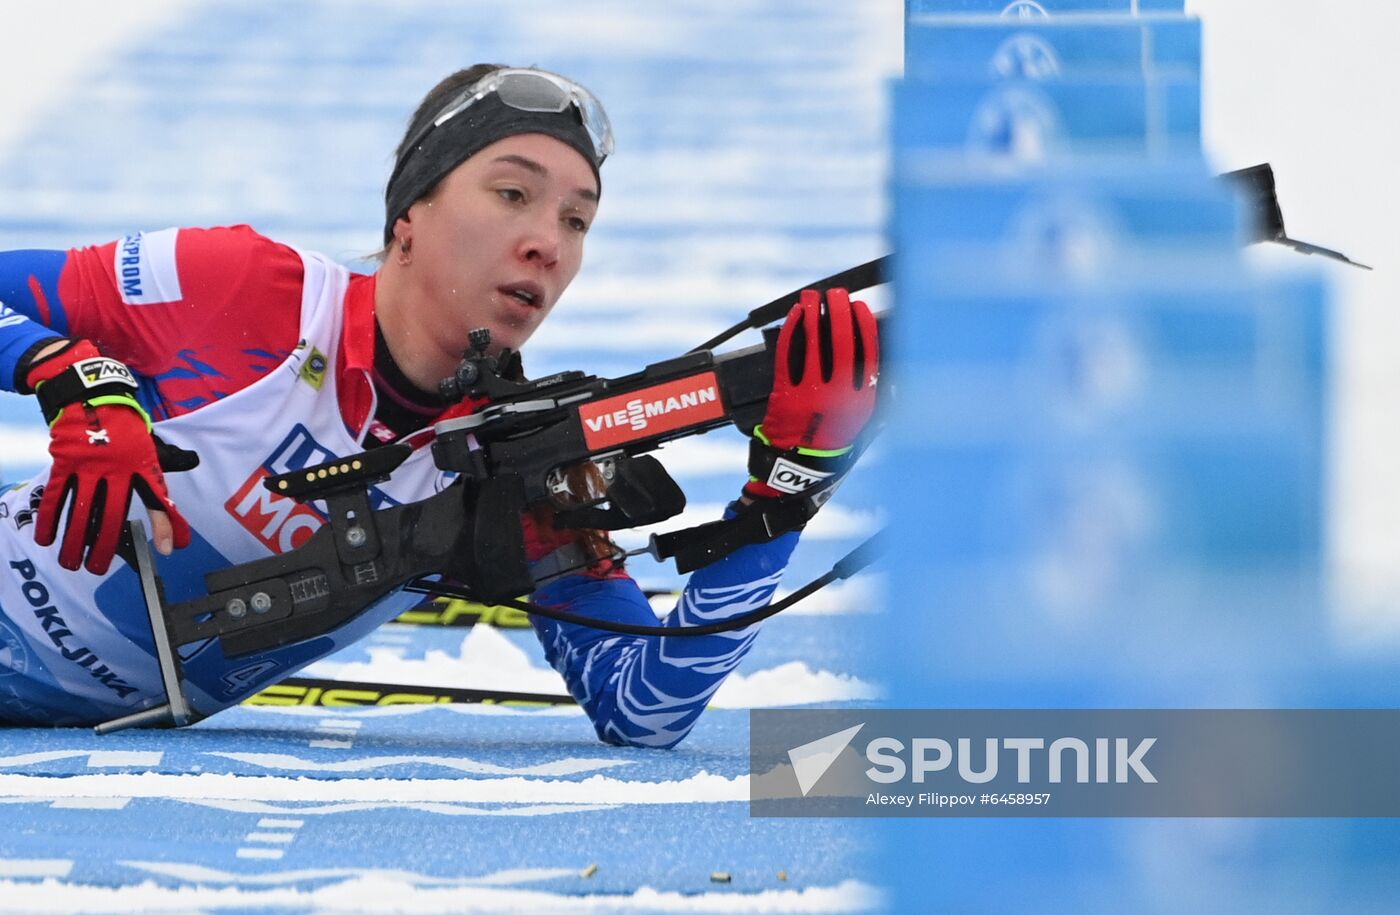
[117,261,886,698]
[98,263,888,733]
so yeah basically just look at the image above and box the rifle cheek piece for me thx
[553,455,686,531]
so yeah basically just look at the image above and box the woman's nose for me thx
[517,215,560,267]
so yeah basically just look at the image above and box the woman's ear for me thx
[393,216,413,265]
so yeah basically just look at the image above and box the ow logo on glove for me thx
[765,456,834,495]
[22,339,195,575]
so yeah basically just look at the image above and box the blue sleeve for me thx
[0,250,71,390]
[530,514,799,749]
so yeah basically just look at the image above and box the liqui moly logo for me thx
[227,468,324,554]
[226,425,399,554]
[579,372,726,449]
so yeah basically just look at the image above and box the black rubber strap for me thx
[33,356,141,425]
[747,438,856,496]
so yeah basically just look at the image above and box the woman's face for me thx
[399,132,599,355]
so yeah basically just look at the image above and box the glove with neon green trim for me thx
[745,287,879,500]
[21,339,192,574]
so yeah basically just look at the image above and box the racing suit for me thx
[0,225,796,743]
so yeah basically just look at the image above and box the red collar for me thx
[337,272,486,444]
[342,271,377,373]
[336,272,378,439]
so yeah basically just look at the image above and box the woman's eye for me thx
[566,215,590,233]
[497,187,525,203]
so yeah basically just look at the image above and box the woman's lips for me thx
[498,281,545,309]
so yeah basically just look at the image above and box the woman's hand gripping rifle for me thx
[745,287,880,500]
[642,288,880,573]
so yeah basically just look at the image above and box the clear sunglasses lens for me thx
[495,72,573,113]
[425,70,614,164]
[575,93,614,160]
[496,71,614,162]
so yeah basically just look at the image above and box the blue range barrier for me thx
[887,167,1327,686]
[886,8,1330,735]
[893,77,1200,164]
[908,0,1185,15]
[905,17,1201,81]
[882,4,1356,910]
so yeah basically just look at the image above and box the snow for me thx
[0,876,884,913]
[305,625,880,708]
[0,770,748,805]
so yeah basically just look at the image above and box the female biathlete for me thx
[0,65,879,744]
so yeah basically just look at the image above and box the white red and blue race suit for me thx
[0,226,797,743]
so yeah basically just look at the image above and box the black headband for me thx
[383,91,603,244]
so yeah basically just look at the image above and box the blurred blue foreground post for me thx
[875,1,1365,908]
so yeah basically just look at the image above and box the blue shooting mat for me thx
[0,703,880,899]
[905,16,1202,81]
[893,76,1201,163]
[908,0,1185,15]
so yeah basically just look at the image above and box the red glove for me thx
[745,287,879,500]
[23,340,192,574]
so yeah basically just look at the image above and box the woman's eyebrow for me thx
[492,153,547,176]
[491,154,599,204]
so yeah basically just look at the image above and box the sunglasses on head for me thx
[401,67,614,169]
